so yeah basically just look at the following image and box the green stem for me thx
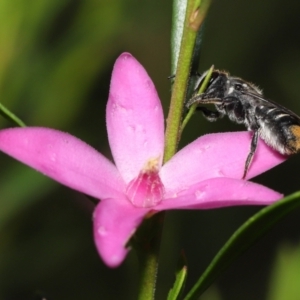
[137,213,165,300]
[164,0,209,162]
[137,1,211,299]
[0,102,26,127]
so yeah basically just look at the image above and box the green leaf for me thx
[171,0,188,74]
[183,191,300,300]
[181,64,214,131]
[167,252,188,300]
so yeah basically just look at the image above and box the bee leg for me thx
[243,129,260,179]
[186,95,223,108]
[196,106,223,122]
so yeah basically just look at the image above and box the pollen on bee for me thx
[289,125,300,152]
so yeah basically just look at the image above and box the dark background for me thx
[0,0,300,299]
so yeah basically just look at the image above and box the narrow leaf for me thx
[181,64,214,131]
[0,102,26,127]
[184,191,300,300]
[167,252,188,300]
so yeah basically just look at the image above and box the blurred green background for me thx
[1,0,300,299]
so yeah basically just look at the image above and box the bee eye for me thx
[234,84,243,91]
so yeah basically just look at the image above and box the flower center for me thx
[126,158,164,208]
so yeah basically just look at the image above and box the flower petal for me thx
[157,177,283,210]
[161,132,286,195]
[0,127,125,199]
[106,53,164,183]
[93,197,148,267]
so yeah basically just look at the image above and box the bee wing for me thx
[244,91,300,121]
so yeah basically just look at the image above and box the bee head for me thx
[193,70,263,101]
[192,70,229,102]
[225,77,263,99]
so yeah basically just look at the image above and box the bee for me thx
[186,70,300,179]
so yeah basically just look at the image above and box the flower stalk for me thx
[137,1,204,297]
[164,0,211,163]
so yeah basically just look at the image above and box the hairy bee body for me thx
[254,103,300,155]
[187,70,300,178]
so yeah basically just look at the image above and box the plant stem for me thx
[137,213,165,300]
[164,0,208,162]
[137,1,211,299]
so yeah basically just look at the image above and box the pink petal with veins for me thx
[93,197,149,267]
[0,127,125,200]
[161,131,286,196]
[157,177,283,210]
[106,53,164,184]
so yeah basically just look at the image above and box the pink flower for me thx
[0,53,285,267]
